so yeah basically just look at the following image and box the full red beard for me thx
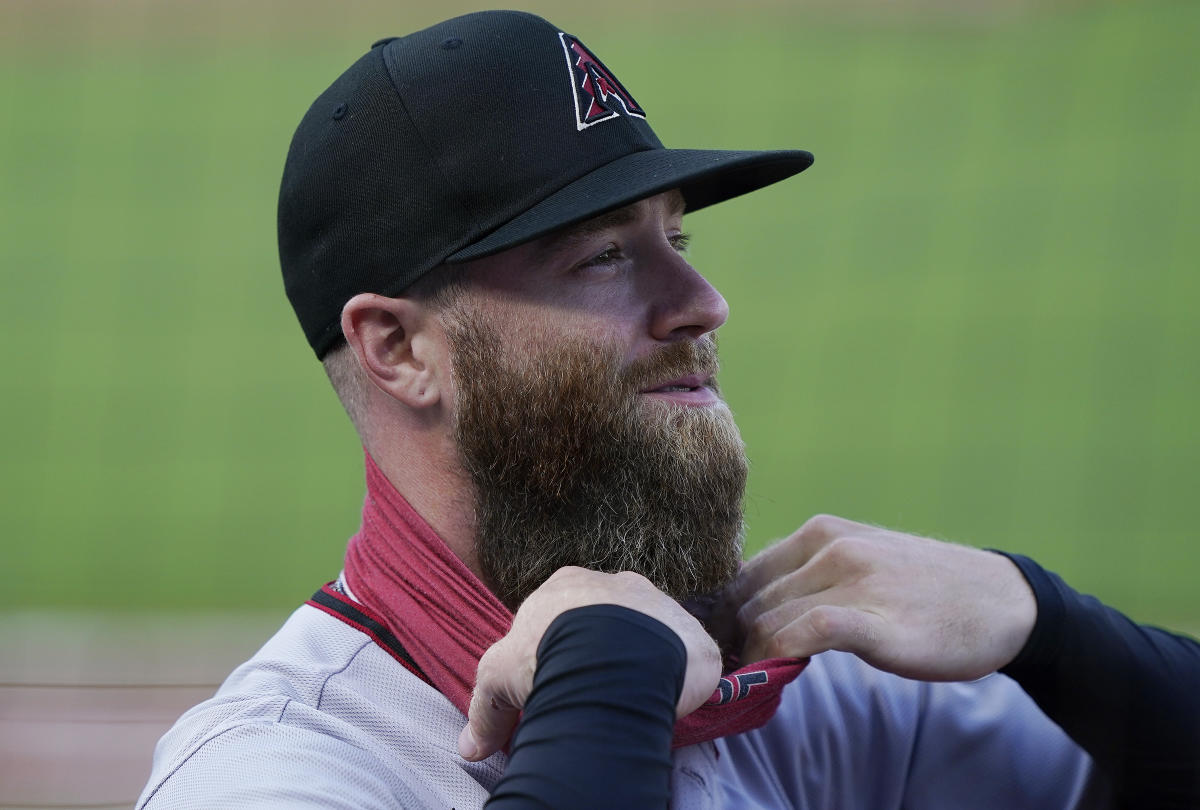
[444,308,748,611]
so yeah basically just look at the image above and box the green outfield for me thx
[1,1,1196,629]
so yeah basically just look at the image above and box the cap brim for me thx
[445,147,813,263]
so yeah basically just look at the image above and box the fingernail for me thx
[457,728,479,760]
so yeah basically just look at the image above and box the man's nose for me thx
[648,250,730,341]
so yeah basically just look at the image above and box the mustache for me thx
[623,336,720,394]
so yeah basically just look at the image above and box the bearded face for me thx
[444,306,748,611]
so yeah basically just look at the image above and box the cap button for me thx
[371,37,398,48]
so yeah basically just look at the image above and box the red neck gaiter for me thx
[343,451,807,749]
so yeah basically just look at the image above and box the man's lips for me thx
[639,374,720,405]
[640,373,711,393]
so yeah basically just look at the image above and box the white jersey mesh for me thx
[138,604,502,809]
[140,593,1101,809]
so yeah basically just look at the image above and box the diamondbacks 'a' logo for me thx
[559,32,646,130]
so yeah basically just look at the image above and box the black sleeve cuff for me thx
[993,551,1200,806]
[486,604,687,809]
[996,551,1068,682]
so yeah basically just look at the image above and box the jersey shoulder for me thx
[138,599,504,809]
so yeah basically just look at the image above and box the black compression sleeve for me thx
[998,552,1200,808]
[484,604,686,810]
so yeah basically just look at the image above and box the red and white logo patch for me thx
[559,32,646,130]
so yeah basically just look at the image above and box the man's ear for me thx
[341,293,445,410]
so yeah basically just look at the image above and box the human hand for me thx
[457,566,722,761]
[722,515,1036,682]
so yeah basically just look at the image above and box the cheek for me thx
[505,306,643,358]
[455,281,655,374]
[562,288,655,351]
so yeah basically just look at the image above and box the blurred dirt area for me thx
[0,611,285,810]
[0,0,1111,51]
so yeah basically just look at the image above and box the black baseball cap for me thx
[279,10,814,358]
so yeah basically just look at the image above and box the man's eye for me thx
[580,245,623,268]
[670,233,692,253]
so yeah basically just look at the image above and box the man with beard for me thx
[139,11,1199,810]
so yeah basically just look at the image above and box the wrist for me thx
[985,550,1038,669]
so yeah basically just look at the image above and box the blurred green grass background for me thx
[1,0,1196,629]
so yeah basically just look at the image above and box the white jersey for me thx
[138,589,1102,809]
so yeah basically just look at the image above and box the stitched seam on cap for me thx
[377,46,484,248]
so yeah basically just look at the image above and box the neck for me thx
[364,433,482,580]
[340,448,809,751]
[341,450,512,720]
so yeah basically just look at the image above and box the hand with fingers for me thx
[722,515,1038,682]
[458,566,722,763]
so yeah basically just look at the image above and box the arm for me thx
[722,515,1200,805]
[998,553,1200,807]
[485,605,686,808]
[460,567,722,809]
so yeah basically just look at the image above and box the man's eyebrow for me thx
[533,192,687,260]
[535,206,641,258]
